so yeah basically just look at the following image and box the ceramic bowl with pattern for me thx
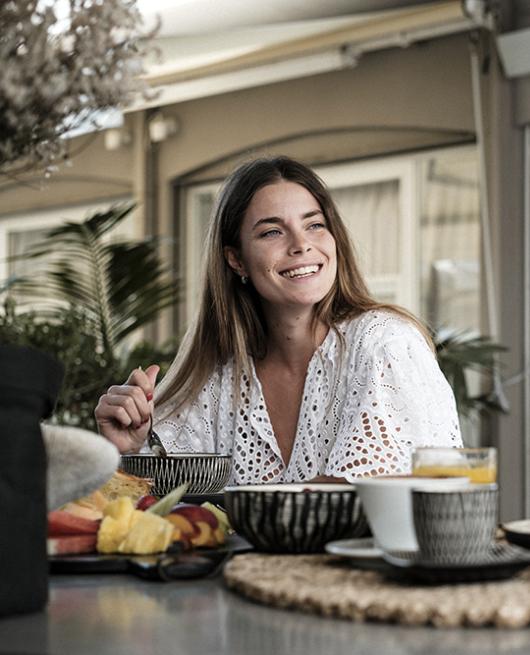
[223,483,368,553]
[412,484,499,564]
[120,453,232,496]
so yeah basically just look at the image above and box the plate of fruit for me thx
[48,473,250,578]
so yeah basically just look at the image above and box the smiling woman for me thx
[95,156,463,483]
[224,181,338,317]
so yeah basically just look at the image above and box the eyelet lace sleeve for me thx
[325,314,462,480]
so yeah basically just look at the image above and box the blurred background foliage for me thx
[434,329,508,419]
[0,205,178,430]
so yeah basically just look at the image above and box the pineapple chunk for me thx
[118,511,174,555]
[97,497,136,553]
[103,496,135,520]
[96,496,174,555]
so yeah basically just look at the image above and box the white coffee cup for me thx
[354,476,471,552]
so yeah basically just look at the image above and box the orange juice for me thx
[411,447,497,484]
[412,465,496,484]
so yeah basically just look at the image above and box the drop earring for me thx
[241,275,248,285]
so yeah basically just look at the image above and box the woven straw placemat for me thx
[223,553,530,628]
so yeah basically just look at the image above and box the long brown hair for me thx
[155,156,431,412]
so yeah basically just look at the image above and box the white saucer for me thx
[502,519,530,549]
[325,537,383,560]
[503,519,530,534]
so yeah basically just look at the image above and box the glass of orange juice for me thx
[411,447,497,483]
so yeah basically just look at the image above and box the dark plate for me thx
[503,520,530,549]
[382,543,530,584]
[49,553,129,574]
[49,534,252,579]
[182,492,225,507]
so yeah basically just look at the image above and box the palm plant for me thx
[434,329,508,418]
[12,204,177,354]
[1,204,179,429]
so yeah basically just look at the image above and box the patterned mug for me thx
[412,484,498,564]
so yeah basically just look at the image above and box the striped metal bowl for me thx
[120,453,232,496]
[224,483,368,554]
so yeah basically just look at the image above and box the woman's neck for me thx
[262,307,328,373]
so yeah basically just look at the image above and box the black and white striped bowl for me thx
[224,483,368,554]
[120,453,232,496]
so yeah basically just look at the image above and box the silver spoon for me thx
[147,415,167,458]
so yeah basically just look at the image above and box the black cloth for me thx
[0,344,63,616]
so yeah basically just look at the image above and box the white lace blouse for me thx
[150,311,462,484]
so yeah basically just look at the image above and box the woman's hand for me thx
[95,365,159,454]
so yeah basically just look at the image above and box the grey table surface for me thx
[1,572,530,655]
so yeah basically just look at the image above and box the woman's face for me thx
[225,181,337,313]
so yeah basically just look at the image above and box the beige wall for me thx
[154,32,474,182]
[0,131,134,215]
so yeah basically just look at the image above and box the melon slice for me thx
[47,534,97,556]
[61,502,103,522]
[48,510,100,536]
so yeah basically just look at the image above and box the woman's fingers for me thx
[107,385,151,423]
[126,367,156,397]
[103,394,145,429]
[98,403,136,429]
[95,397,150,452]
[95,395,135,427]
[95,366,160,453]
[144,365,160,398]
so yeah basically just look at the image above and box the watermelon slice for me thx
[47,534,98,556]
[48,510,100,536]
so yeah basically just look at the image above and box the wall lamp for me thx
[148,112,179,143]
[104,127,132,151]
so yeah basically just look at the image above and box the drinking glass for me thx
[411,447,497,483]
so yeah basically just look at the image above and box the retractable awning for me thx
[128,1,490,111]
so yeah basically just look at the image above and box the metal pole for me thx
[470,39,498,340]
[524,125,530,514]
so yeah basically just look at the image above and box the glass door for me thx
[318,158,418,312]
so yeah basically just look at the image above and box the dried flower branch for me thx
[0,0,156,176]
